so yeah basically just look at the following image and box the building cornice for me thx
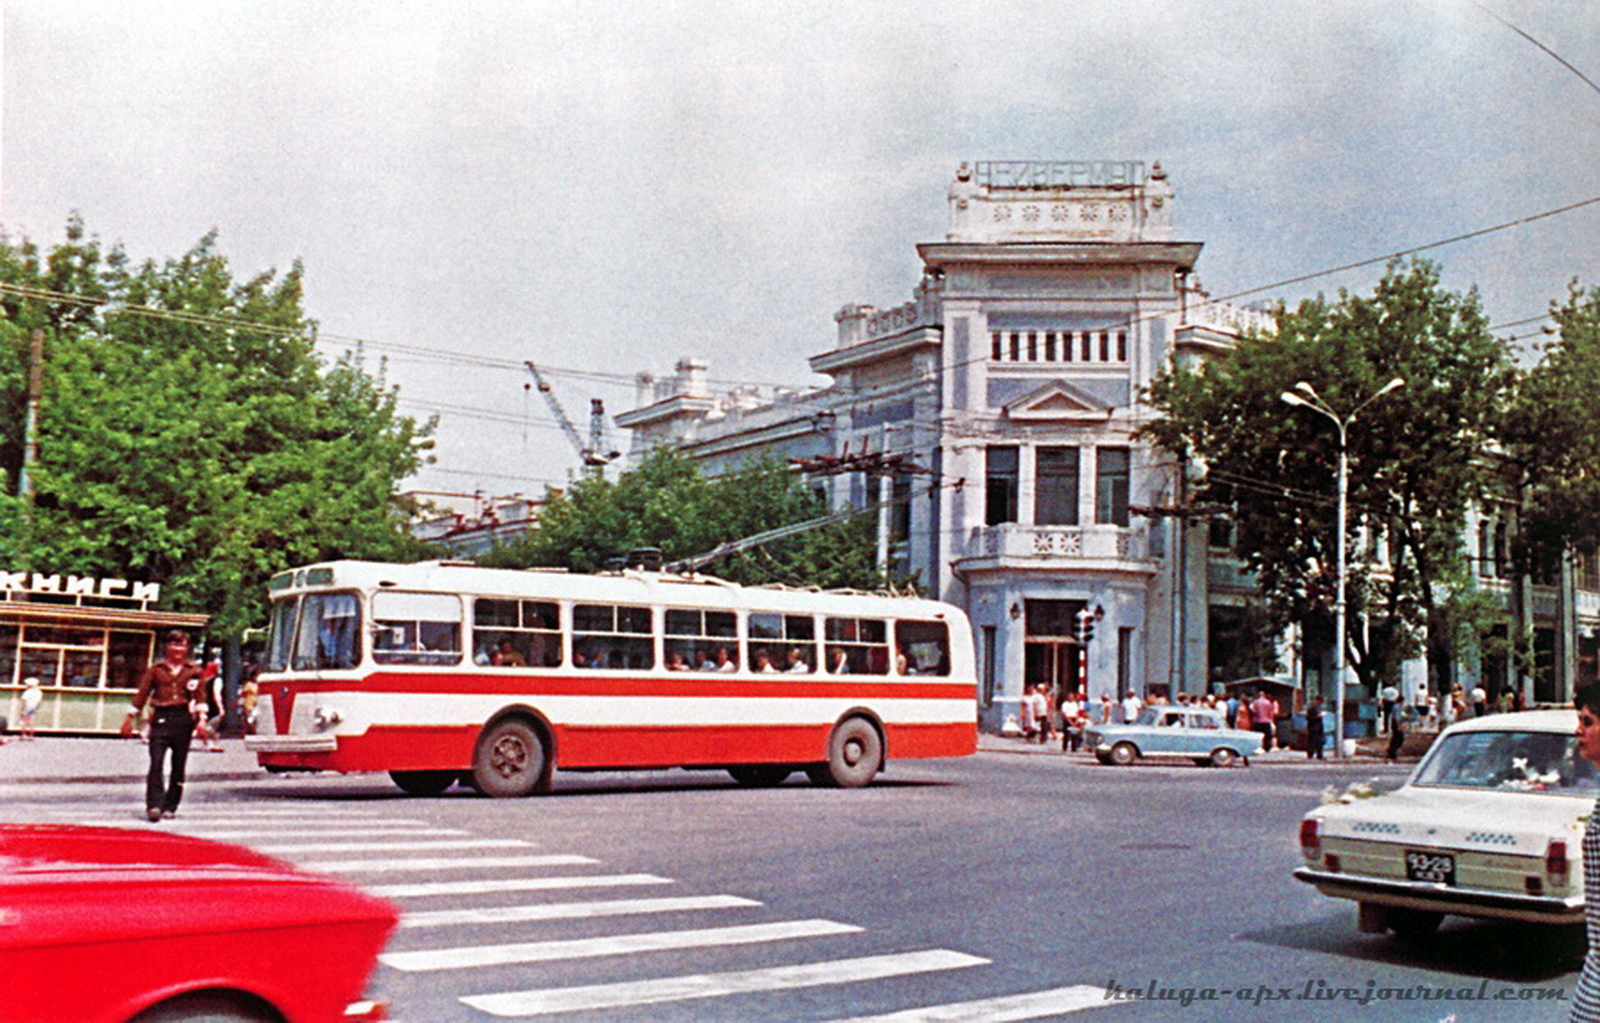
[614,394,718,429]
[917,241,1204,272]
[810,326,941,375]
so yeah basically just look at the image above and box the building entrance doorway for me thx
[1023,599,1085,698]
[1024,641,1080,696]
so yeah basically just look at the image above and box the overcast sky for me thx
[4,1,1598,498]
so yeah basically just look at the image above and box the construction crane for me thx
[524,361,619,475]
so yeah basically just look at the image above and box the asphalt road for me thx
[5,748,1585,1022]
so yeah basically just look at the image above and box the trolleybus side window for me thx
[825,617,888,675]
[371,592,461,666]
[748,612,816,674]
[293,592,363,671]
[573,603,654,670]
[474,598,562,668]
[663,608,736,672]
[893,620,950,676]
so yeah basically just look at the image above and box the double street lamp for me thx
[1280,377,1405,757]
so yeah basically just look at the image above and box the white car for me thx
[1294,709,1593,937]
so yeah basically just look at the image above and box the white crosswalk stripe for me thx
[369,873,674,899]
[817,984,1125,1022]
[460,949,991,1017]
[399,894,762,929]
[254,837,532,854]
[304,853,596,874]
[381,918,862,972]
[169,827,472,840]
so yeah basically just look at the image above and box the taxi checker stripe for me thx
[379,918,862,972]
[460,949,990,1017]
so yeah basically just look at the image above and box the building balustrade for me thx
[964,522,1147,566]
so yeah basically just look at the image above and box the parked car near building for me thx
[1083,705,1263,767]
[0,824,397,1023]
[1294,709,1592,938]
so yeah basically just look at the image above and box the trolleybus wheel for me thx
[388,769,457,797]
[808,717,883,788]
[473,718,548,798]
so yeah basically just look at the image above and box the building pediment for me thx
[1003,380,1113,422]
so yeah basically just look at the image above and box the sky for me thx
[3,0,1598,499]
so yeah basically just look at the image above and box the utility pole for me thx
[19,328,43,511]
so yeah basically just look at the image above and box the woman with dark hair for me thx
[1569,682,1600,1023]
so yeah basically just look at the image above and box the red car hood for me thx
[0,824,398,952]
[1,824,296,879]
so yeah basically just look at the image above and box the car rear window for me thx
[1412,730,1600,795]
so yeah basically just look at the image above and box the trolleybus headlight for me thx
[314,706,344,729]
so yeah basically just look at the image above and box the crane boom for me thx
[525,361,603,470]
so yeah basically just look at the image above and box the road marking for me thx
[399,894,762,929]
[818,984,1124,1022]
[173,827,472,840]
[381,918,861,972]
[461,949,990,1017]
[369,873,674,899]
[254,838,532,854]
[303,853,596,873]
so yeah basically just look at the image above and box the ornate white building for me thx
[616,161,1600,728]
[618,161,1281,729]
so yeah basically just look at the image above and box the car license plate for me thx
[1405,850,1455,885]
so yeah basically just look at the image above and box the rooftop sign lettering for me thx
[974,160,1146,188]
[0,570,160,604]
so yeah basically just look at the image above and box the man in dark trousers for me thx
[121,630,204,821]
[1305,695,1327,760]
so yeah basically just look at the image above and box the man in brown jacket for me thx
[121,630,204,821]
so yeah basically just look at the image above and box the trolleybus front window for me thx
[265,598,298,673]
[292,592,362,671]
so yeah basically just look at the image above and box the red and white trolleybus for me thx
[245,560,976,795]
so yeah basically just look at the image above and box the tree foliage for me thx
[0,217,434,633]
[1501,281,1600,570]
[1141,260,1514,689]
[481,447,896,590]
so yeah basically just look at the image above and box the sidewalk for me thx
[0,734,261,785]
[977,732,1404,764]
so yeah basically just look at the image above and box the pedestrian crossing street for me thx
[24,800,1124,1021]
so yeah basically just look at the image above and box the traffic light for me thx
[1078,609,1095,645]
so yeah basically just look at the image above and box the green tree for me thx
[0,217,434,633]
[1501,281,1600,566]
[482,447,896,590]
[1141,260,1514,692]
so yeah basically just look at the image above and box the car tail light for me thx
[1300,818,1320,858]
[1547,840,1570,884]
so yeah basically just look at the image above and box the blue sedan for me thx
[1084,706,1263,767]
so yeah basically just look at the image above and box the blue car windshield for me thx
[1412,731,1600,795]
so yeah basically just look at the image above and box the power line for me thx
[1473,2,1600,98]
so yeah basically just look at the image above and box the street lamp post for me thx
[1280,377,1404,758]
